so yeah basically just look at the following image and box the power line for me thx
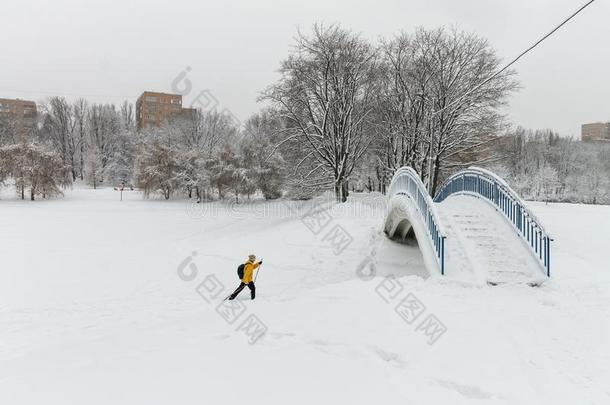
[426,0,595,193]
[435,0,596,116]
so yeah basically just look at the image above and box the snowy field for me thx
[1,186,609,405]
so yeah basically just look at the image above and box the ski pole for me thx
[254,262,262,282]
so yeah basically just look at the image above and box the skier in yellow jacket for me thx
[228,254,262,300]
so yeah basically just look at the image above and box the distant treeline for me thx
[487,128,610,204]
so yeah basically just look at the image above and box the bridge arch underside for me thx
[384,195,439,275]
[387,216,417,244]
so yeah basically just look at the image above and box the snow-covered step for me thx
[436,195,544,285]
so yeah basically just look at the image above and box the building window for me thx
[145,96,157,102]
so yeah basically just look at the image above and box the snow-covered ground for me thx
[1,186,609,405]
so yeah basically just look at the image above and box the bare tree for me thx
[241,111,285,199]
[87,104,121,184]
[104,101,136,186]
[73,98,89,180]
[135,127,184,200]
[263,24,380,202]
[41,97,79,181]
[378,27,518,194]
[174,110,237,155]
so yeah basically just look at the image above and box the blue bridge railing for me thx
[388,167,447,275]
[434,167,552,277]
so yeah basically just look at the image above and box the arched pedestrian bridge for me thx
[384,167,552,284]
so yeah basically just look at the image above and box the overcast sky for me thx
[1,0,607,136]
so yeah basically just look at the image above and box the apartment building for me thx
[136,91,195,130]
[0,98,38,135]
[581,122,610,142]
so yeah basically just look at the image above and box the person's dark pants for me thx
[228,282,255,300]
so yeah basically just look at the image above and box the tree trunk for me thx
[80,136,84,180]
[335,179,348,203]
[71,155,76,181]
[342,181,349,202]
[430,154,441,197]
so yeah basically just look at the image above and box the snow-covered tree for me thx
[40,97,79,181]
[532,164,559,201]
[177,149,210,201]
[174,110,237,154]
[135,129,183,199]
[72,98,89,181]
[87,103,122,183]
[104,130,136,187]
[239,122,284,200]
[377,27,518,194]
[0,141,70,200]
[247,110,289,198]
[263,23,380,202]
[488,128,610,204]
[84,148,103,189]
[206,144,240,200]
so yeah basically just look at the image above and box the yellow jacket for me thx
[242,260,261,283]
